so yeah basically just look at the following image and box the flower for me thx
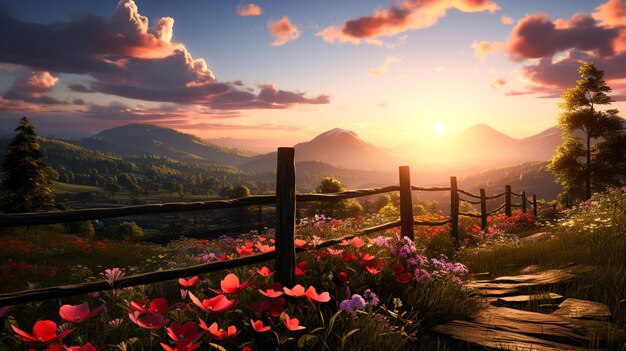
[350,237,365,248]
[365,266,382,275]
[294,239,309,248]
[259,288,283,298]
[199,320,236,341]
[327,248,343,255]
[102,267,124,285]
[166,322,203,343]
[64,343,98,351]
[283,313,305,331]
[268,298,287,317]
[336,271,348,282]
[295,261,308,276]
[159,341,202,351]
[59,302,105,323]
[256,266,274,277]
[188,292,234,313]
[220,273,249,294]
[283,284,306,297]
[178,276,199,289]
[305,286,330,303]
[250,319,270,332]
[363,289,379,307]
[396,272,412,284]
[128,311,169,329]
[339,294,366,314]
[12,320,74,345]
[131,298,169,314]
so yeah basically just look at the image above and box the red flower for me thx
[283,284,306,297]
[268,298,287,317]
[255,266,274,277]
[294,239,309,249]
[166,322,203,343]
[327,248,343,255]
[366,266,382,275]
[188,292,234,313]
[220,273,249,294]
[236,244,254,256]
[255,243,273,253]
[178,276,199,289]
[295,261,308,276]
[250,319,270,332]
[339,251,356,262]
[131,298,169,314]
[160,341,202,351]
[350,237,365,249]
[396,272,413,284]
[63,343,98,351]
[45,345,65,351]
[199,320,236,341]
[283,313,305,331]
[128,311,169,329]
[304,286,330,303]
[248,299,270,313]
[336,271,348,282]
[217,253,229,261]
[59,302,105,323]
[12,320,74,345]
[259,288,283,298]
[393,264,406,274]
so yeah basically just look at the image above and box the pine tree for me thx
[549,62,626,201]
[1,117,56,212]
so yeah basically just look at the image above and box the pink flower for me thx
[12,320,74,345]
[128,311,169,329]
[131,298,169,315]
[220,273,249,294]
[198,320,236,341]
[259,288,284,298]
[178,276,199,289]
[166,322,203,343]
[305,286,330,303]
[284,313,305,331]
[188,292,234,313]
[59,303,105,323]
[250,319,270,332]
[283,284,306,297]
[255,266,274,277]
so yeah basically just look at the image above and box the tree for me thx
[549,62,626,201]
[308,177,363,218]
[104,182,122,199]
[0,117,55,212]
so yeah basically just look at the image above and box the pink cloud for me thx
[318,0,499,45]
[500,15,514,24]
[489,78,506,89]
[236,3,263,17]
[2,71,64,105]
[268,16,301,46]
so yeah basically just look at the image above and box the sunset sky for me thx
[0,0,625,148]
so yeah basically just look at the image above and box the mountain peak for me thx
[316,128,359,139]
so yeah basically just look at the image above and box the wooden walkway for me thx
[433,269,615,350]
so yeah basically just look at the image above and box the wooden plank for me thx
[552,298,612,320]
[467,270,576,297]
[505,185,512,216]
[275,147,296,287]
[497,293,563,305]
[450,176,459,245]
[399,166,414,240]
[480,188,487,229]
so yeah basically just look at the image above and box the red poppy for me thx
[366,266,382,274]
[128,311,169,329]
[327,248,343,255]
[359,252,376,262]
[63,343,98,351]
[350,237,365,249]
[268,298,287,318]
[236,242,254,256]
[257,236,267,242]
[255,243,273,253]
[160,341,202,351]
[283,313,305,331]
[166,321,203,343]
[283,284,306,297]
[259,288,283,298]
[393,264,406,274]
[131,298,169,315]
[178,276,199,289]
[250,319,270,332]
[255,266,274,277]
[188,292,234,313]
[336,271,348,282]
[339,251,356,262]
[295,261,308,276]
[45,345,65,351]
[198,320,236,341]
[304,286,330,303]
[12,320,74,345]
[396,272,413,284]
[220,273,249,294]
[217,253,229,261]
[294,239,309,249]
[59,302,105,323]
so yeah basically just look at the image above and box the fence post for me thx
[399,166,414,240]
[480,188,487,230]
[533,194,538,217]
[521,191,527,213]
[505,185,512,217]
[450,176,459,245]
[275,147,296,287]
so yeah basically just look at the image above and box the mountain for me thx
[242,128,403,172]
[207,137,274,155]
[77,124,250,165]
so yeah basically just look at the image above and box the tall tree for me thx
[1,117,56,212]
[549,62,626,201]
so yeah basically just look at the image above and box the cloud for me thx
[500,15,514,24]
[434,66,445,73]
[370,56,401,77]
[2,71,64,105]
[318,0,499,45]
[268,16,301,46]
[489,78,506,89]
[236,3,263,17]
[0,0,328,112]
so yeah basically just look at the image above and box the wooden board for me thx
[552,298,611,320]
[433,307,605,351]
[497,293,563,305]
[466,270,576,297]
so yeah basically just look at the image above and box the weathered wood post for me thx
[258,204,263,231]
[480,188,487,230]
[521,191,527,213]
[399,166,414,240]
[505,185,512,217]
[450,176,459,245]
[275,147,296,287]
[533,194,538,217]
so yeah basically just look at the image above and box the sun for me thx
[434,123,446,134]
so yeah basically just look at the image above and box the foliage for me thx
[0,117,56,212]
[97,221,144,240]
[307,177,363,219]
[549,62,626,201]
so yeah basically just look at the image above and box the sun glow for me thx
[434,123,446,134]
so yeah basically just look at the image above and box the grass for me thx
[53,181,103,195]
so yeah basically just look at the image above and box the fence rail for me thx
[0,147,538,307]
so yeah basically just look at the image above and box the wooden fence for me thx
[0,147,538,307]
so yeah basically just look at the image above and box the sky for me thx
[0,0,625,148]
